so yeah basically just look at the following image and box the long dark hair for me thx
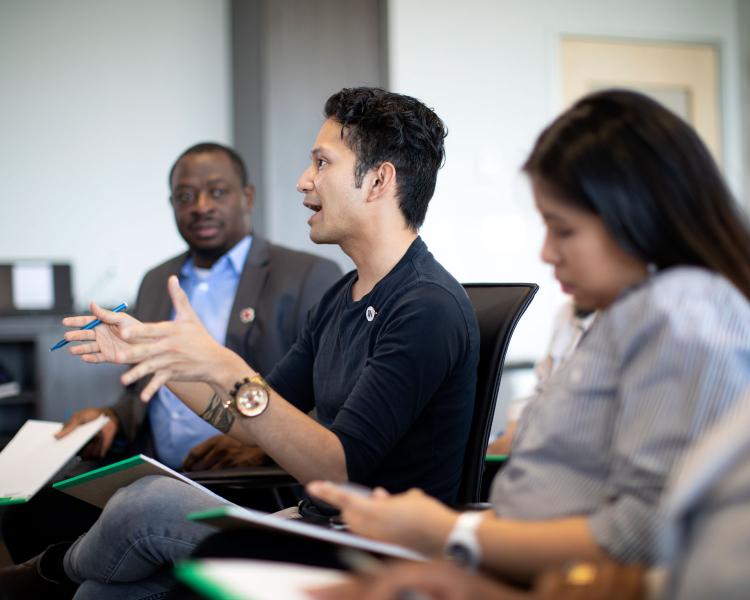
[523,89,750,300]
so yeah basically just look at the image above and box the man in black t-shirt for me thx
[270,235,477,504]
[2,88,479,599]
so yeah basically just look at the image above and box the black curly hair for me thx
[324,87,447,230]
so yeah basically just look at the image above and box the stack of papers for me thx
[0,416,109,505]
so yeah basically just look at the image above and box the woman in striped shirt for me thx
[308,89,750,593]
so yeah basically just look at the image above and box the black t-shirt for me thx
[266,237,479,505]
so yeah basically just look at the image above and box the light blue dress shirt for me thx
[149,236,252,469]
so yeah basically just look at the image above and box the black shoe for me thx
[0,547,76,600]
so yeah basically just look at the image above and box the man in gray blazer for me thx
[1,142,341,563]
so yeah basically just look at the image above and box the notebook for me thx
[188,504,425,561]
[0,416,109,505]
[52,453,235,509]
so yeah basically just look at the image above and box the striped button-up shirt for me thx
[490,266,750,564]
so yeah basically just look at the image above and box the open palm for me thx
[63,305,145,365]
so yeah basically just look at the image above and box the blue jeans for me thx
[63,475,230,600]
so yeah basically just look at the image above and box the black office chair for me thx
[454,283,537,506]
[189,283,538,509]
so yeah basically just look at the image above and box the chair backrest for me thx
[455,283,538,505]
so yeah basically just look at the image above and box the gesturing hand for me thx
[63,305,144,365]
[118,275,236,401]
[68,275,237,402]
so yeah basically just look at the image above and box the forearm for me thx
[166,355,347,483]
[407,510,604,583]
[236,395,348,484]
[475,515,605,583]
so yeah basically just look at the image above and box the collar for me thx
[180,235,253,279]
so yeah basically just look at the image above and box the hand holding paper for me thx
[306,482,459,557]
[56,407,120,459]
[0,416,109,504]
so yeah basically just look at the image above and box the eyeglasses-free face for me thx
[533,179,648,311]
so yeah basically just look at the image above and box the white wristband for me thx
[443,510,484,569]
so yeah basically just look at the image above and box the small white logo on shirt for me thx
[240,307,256,324]
[366,306,377,322]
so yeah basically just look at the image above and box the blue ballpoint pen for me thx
[49,302,129,352]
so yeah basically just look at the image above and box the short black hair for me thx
[523,89,750,300]
[168,142,249,189]
[324,87,447,230]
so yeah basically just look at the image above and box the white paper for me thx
[195,505,425,561]
[185,559,347,600]
[0,416,109,501]
[11,262,54,310]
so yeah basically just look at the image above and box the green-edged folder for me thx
[188,504,424,561]
[174,559,347,600]
[53,454,231,509]
[485,453,509,463]
[0,496,30,506]
[174,562,245,600]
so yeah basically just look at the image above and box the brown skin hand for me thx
[181,434,269,471]
[55,406,120,459]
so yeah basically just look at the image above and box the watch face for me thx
[446,543,472,567]
[236,384,269,417]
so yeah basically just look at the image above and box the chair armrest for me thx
[456,502,494,512]
[184,465,296,489]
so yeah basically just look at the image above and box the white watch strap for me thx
[444,510,484,569]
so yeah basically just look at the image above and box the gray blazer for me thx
[109,235,342,451]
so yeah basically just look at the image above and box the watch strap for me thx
[444,510,484,569]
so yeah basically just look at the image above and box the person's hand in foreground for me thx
[65,275,240,402]
[306,558,645,600]
[55,406,120,459]
[306,560,525,600]
[533,559,645,600]
[181,434,268,471]
[306,481,461,556]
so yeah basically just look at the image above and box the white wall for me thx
[1,0,745,359]
[387,0,746,361]
[0,0,232,309]
[259,0,382,272]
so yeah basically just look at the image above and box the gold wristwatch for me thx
[224,375,270,417]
